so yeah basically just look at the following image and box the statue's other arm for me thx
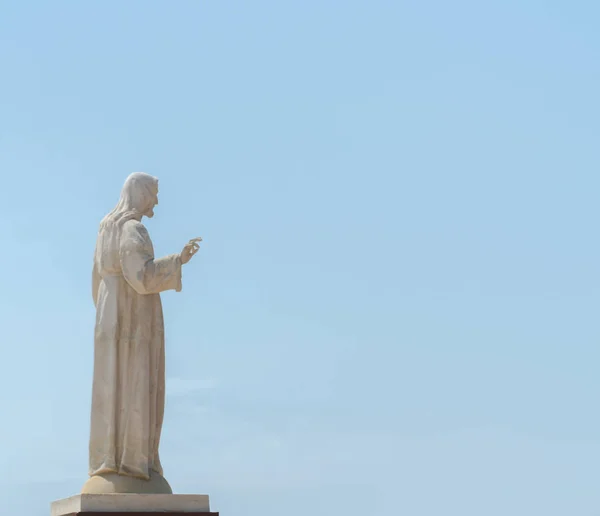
[92,247,101,308]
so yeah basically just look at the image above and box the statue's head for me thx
[100,172,160,231]
[120,172,159,219]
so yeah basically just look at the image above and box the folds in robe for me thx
[90,219,181,480]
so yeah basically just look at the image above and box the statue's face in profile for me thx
[145,186,159,218]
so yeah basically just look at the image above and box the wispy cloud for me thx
[166,376,218,397]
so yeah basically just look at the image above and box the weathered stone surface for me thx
[87,173,201,492]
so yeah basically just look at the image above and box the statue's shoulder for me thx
[122,219,146,230]
[122,219,150,238]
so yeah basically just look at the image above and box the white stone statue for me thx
[84,172,201,494]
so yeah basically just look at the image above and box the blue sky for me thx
[1,1,600,515]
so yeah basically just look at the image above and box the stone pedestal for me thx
[51,494,218,516]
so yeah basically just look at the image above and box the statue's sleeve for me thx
[119,221,182,295]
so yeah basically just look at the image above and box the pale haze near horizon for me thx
[1,1,600,515]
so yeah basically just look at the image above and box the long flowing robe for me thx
[90,219,182,480]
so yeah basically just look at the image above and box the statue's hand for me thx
[180,237,202,264]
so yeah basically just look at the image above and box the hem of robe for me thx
[89,465,164,481]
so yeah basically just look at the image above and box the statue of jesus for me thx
[83,172,201,494]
